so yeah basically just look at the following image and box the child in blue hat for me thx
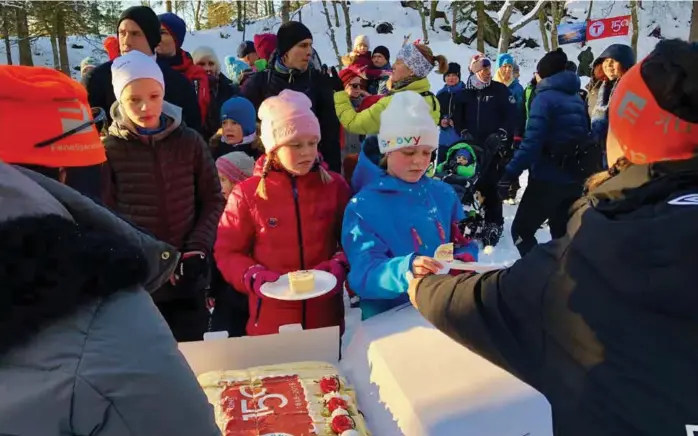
[209,96,262,161]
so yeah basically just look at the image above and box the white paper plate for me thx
[259,270,337,301]
[442,260,509,273]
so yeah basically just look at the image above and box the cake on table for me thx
[198,361,370,436]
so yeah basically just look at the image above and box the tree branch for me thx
[511,0,548,32]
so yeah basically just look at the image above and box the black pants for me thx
[511,179,582,257]
[210,288,249,338]
[156,295,210,342]
[475,180,504,246]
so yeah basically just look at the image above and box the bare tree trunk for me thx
[269,1,275,17]
[16,6,32,66]
[321,0,342,66]
[451,1,458,43]
[586,0,593,21]
[50,34,59,69]
[341,1,352,53]
[550,1,559,50]
[418,1,429,42]
[242,1,247,39]
[298,1,302,23]
[1,5,12,65]
[332,1,340,27]
[429,1,438,30]
[691,1,698,42]
[498,0,547,53]
[166,0,172,12]
[630,0,639,56]
[280,1,290,23]
[538,6,550,52]
[236,0,243,30]
[56,7,70,75]
[194,0,203,30]
[476,0,485,53]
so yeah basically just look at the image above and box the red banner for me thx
[221,375,314,435]
[586,15,631,41]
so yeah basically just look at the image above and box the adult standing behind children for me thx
[215,90,351,336]
[85,6,201,133]
[242,21,342,173]
[102,51,224,342]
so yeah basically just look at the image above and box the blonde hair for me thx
[255,153,333,200]
[415,44,448,75]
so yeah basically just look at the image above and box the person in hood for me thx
[461,53,518,249]
[85,6,201,133]
[334,42,447,137]
[436,62,466,162]
[157,12,211,128]
[209,96,261,160]
[193,45,238,141]
[0,163,220,435]
[253,33,277,71]
[214,90,351,336]
[586,44,635,165]
[498,48,589,257]
[0,65,107,201]
[102,51,225,342]
[342,91,478,319]
[577,46,594,77]
[409,38,698,436]
[242,21,342,173]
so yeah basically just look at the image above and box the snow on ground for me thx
[0,0,690,269]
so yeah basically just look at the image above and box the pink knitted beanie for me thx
[258,89,321,154]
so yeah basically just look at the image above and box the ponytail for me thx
[414,44,448,75]
[255,155,274,200]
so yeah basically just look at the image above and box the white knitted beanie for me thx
[378,91,438,154]
[111,50,164,98]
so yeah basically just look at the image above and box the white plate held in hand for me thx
[259,270,337,301]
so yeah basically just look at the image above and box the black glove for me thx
[175,251,208,283]
[327,66,344,92]
[497,173,515,200]
[497,128,509,143]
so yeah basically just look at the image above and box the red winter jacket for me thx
[169,50,211,126]
[214,158,351,336]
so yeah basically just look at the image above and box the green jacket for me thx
[334,78,440,135]
[436,142,477,179]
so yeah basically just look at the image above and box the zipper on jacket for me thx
[150,136,170,247]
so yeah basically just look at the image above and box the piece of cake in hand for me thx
[434,242,454,263]
[289,270,315,294]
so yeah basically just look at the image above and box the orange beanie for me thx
[609,59,698,164]
[0,65,106,168]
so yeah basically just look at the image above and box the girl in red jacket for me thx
[214,89,351,336]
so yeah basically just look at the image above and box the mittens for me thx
[243,265,281,298]
[314,252,349,295]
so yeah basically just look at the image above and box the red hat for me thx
[609,57,698,164]
[253,33,278,61]
[338,65,367,87]
[0,66,106,168]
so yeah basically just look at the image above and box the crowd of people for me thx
[1,3,698,434]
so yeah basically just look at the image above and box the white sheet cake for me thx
[198,361,371,436]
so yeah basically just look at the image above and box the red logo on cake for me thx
[221,375,313,435]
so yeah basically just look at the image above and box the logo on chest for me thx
[267,217,279,228]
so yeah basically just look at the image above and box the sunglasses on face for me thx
[350,83,362,90]
[35,107,106,148]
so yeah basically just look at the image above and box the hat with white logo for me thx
[378,91,438,154]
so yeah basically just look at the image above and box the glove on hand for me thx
[171,251,207,284]
[327,66,345,93]
[314,253,349,295]
[243,265,281,298]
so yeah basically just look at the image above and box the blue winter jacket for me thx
[505,71,589,184]
[436,82,467,147]
[343,137,479,319]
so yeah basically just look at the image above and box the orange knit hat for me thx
[609,57,698,164]
[0,66,106,168]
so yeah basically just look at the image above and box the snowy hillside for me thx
[0,0,691,266]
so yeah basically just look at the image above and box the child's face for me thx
[372,53,387,68]
[275,136,319,176]
[445,73,459,86]
[219,174,234,199]
[356,44,369,55]
[456,155,469,165]
[386,145,434,183]
[222,119,244,144]
[120,78,164,129]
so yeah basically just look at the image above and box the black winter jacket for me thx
[240,57,341,173]
[414,157,698,436]
[461,79,517,145]
[85,59,202,134]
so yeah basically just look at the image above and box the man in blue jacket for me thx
[498,48,589,257]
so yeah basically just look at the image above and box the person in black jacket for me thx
[241,21,341,173]
[461,54,517,248]
[85,6,202,134]
[408,39,698,436]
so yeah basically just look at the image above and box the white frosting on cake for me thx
[331,408,349,418]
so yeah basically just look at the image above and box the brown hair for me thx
[255,153,333,200]
[584,156,633,192]
[415,44,448,75]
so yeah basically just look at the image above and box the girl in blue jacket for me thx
[342,91,479,319]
